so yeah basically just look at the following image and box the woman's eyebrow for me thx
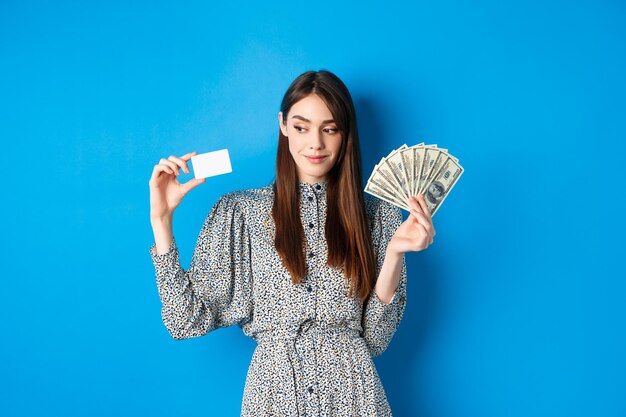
[291,115,335,124]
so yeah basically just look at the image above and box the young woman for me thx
[148,70,435,416]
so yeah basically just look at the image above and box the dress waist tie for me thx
[254,323,362,417]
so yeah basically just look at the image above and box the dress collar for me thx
[297,179,328,194]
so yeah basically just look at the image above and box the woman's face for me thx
[278,94,343,184]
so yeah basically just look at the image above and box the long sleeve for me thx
[361,200,407,358]
[148,193,254,340]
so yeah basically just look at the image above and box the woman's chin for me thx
[298,171,329,183]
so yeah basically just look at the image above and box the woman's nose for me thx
[309,131,324,149]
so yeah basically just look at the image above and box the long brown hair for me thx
[271,70,377,303]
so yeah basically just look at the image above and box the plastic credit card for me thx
[190,149,233,179]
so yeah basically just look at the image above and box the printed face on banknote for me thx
[426,181,445,204]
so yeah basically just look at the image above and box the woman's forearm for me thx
[151,215,174,255]
[374,248,405,304]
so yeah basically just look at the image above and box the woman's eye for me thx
[324,128,338,134]
[294,126,306,133]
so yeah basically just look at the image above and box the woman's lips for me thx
[305,155,328,164]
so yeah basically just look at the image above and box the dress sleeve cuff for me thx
[149,237,178,265]
[367,280,407,325]
[149,236,189,300]
[370,286,404,315]
[373,290,396,306]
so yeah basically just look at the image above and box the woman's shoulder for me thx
[217,182,275,210]
[363,193,403,230]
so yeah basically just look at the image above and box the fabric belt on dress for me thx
[255,321,361,344]
[254,322,362,417]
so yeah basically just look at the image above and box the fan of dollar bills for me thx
[364,143,464,216]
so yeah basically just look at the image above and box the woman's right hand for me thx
[149,151,206,220]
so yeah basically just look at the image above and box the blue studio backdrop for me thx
[1,1,625,416]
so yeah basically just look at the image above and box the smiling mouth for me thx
[305,155,329,163]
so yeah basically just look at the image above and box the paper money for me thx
[364,143,463,216]
[423,155,463,215]
[364,163,410,210]
[384,144,411,200]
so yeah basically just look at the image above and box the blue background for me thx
[2,1,625,416]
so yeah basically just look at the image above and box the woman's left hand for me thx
[387,194,436,255]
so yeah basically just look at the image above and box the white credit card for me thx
[190,149,233,179]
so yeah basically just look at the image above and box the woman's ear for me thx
[278,111,288,137]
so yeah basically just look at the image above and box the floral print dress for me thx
[149,179,407,416]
